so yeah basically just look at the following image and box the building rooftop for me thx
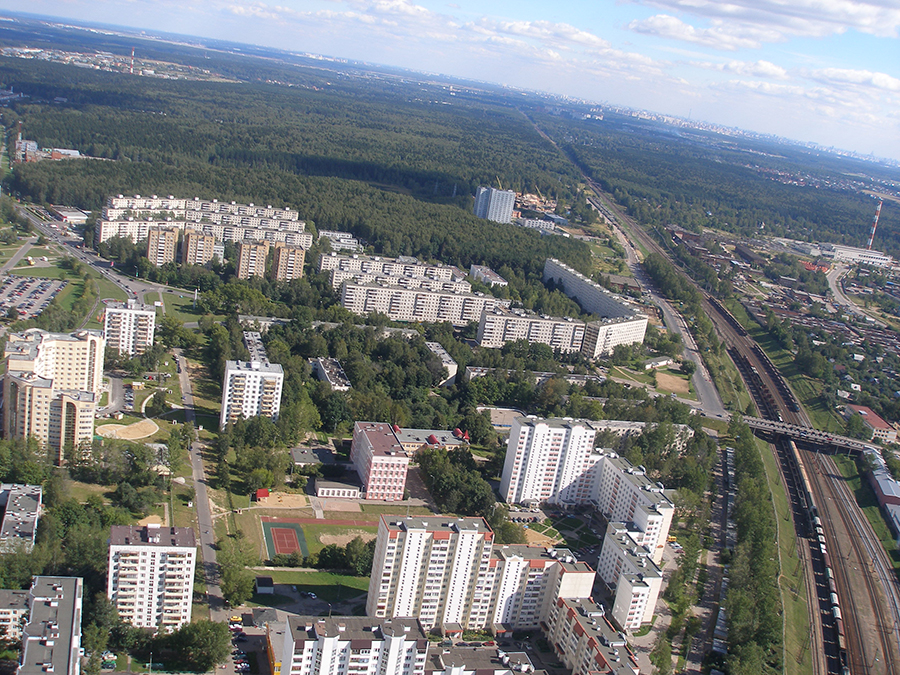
[5,328,103,362]
[109,524,197,548]
[848,404,893,431]
[355,422,406,458]
[424,341,457,366]
[0,483,42,548]
[242,331,270,364]
[315,475,363,491]
[599,453,674,511]
[290,446,336,465]
[555,597,639,675]
[19,576,82,675]
[603,523,662,579]
[380,515,492,536]
[424,646,540,674]
[288,616,427,644]
[0,588,29,611]
[314,357,352,390]
[225,359,284,376]
[392,427,466,449]
[106,298,156,313]
[492,545,593,573]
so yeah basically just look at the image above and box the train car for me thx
[823,551,832,570]
[825,567,833,580]
[820,543,828,556]
[828,578,837,595]
[833,606,842,621]
[830,593,840,607]
[814,516,822,528]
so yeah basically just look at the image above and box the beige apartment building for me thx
[236,241,270,279]
[146,227,178,267]
[3,329,104,463]
[273,242,306,281]
[182,230,218,266]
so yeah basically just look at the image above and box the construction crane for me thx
[866,199,884,250]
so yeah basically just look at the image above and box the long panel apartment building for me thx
[104,298,156,356]
[219,332,284,429]
[367,516,595,635]
[542,259,647,357]
[3,329,104,463]
[0,483,42,552]
[477,308,585,353]
[341,282,510,325]
[107,524,197,631]
[280,617,428,675]
[319,253,465,285]
[19,576,84,675]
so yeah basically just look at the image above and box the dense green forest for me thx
[536,113,900,256]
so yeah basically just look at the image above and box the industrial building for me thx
[107,524,197,631]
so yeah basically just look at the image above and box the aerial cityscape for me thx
[0,7,897,675]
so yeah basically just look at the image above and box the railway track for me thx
[579,176,900,673]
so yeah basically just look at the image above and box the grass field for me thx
[262,570,369,601]
[756,435,813,675]
[358,504,435,516]
[163,292,225,324]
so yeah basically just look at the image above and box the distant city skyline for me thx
[9,0,900,161]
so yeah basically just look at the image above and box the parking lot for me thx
[0,276,67,320]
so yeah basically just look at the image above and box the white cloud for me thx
[629,0,900,40]
[809,67,900,91]
[628,14,775,50]
[692,59,790,79]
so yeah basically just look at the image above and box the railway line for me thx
[582,177,900,673]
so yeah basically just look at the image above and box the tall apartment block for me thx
[367,516,495,631]
[237,241,270,279]
[19,576,84,675]
[273,242,306,281]
[501,417,674,563]
[473,187,516,224]
[280,617,428,675]
[104,299,156,356]
[477,308,585,353]
[350,422,411,501]
[146,227,178,266]
[501,417,597,506]
[367,517,596,635]
[545,597,640,674]
[219,333,283,429]
[542,258,648,357]
[0,483,42,552]
[3,330,104,463]
[182,230,220,266]
[107,524,197,631]
[596,522,663,631]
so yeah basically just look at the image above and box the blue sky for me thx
[15,0,900,160]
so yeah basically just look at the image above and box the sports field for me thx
[262,521,309,558]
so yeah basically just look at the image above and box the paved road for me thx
[826,264,887,327]
[0,235,36,274]
[175,348,226,621]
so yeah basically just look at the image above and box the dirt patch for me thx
[137,514,165,526]
[261,492,308,508]
[318,531,377,547]
[525,528,559,546]
[656,370,690,395]
[96,418,159,440]
[321,500,362,512]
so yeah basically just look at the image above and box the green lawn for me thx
[163,292,224,324]
[358,504,435,516]
[756,436,813,675]
[299,523,379,556]
[262,570,370,601]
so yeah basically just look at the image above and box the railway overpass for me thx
[742,416,875,453]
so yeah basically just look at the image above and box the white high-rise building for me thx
[474,187,516,224]
[104,299,156,356]
[219,360,284,429]
[596,522,663,631]
[500,417,597,506]
[477,308,585,353]
[107,524,197,631]
[367,516,595,635]
[281,617,428,675]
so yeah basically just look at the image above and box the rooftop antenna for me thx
[866,199,883,251]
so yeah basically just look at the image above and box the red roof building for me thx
[848,404,897,443]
